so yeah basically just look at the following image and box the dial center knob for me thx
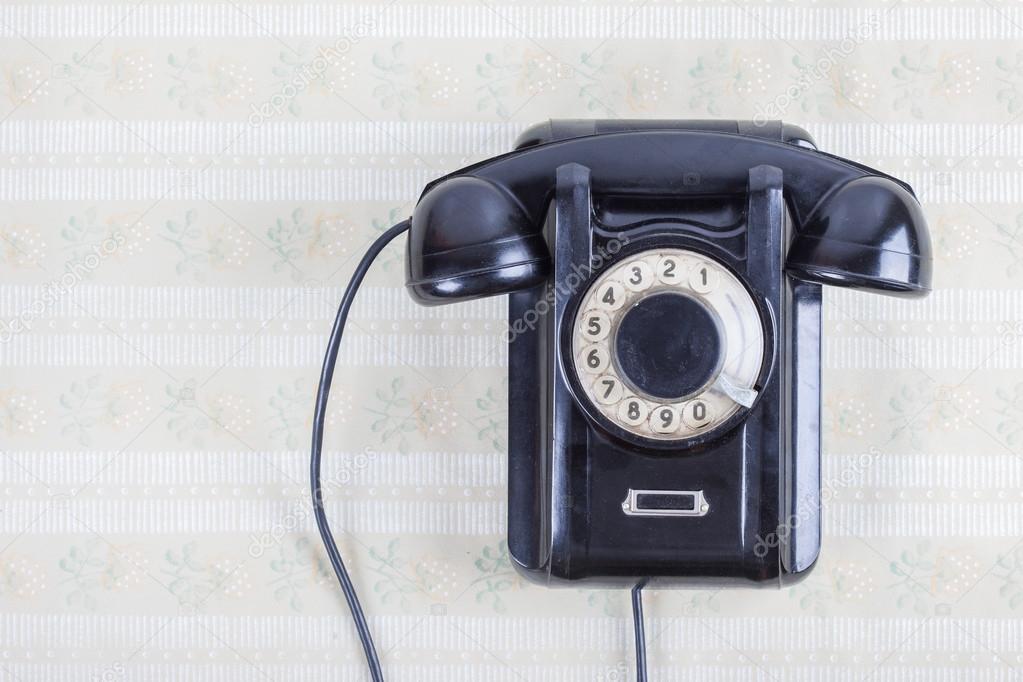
[613,292,723,400]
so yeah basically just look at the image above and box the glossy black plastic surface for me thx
[614,292,723,400]
[508,162,819,585]
[788,176,933,296]
[514,118,817,150]
[405,176,549,304]
[402,119,932,586]
[406,124,931,303]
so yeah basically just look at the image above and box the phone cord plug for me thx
[632,580,649,682]
[311,219,410,682]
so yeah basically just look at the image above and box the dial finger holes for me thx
[596,281,626,311]
[689,263,718,294]
[594,376,623,404]
[649,405,679,434]
[682,399,712,429]
[581,310,611,342]
[656,256,683,284]
[622,261,653,292]
[618,398,649,426]
[581,345,609,374]
[571,247,764,443]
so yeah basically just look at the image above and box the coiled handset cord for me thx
[312,219,652,682]
[311,220,410,682]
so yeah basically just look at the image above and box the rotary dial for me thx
[571,248,765,442]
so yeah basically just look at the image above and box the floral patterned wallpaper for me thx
[2,1,1023,680]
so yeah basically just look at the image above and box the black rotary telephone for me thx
[311,119,933,680]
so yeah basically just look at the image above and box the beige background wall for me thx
[2,1,1022,679]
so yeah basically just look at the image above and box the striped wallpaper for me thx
[2,1,1022,680]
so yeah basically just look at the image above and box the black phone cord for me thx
[313,220,651,682]
[311,220,410,682]
[632,580,649,682]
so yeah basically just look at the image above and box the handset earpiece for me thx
[405,175,550,305]
[786,175,933,297]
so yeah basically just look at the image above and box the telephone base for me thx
[507,155,822,587]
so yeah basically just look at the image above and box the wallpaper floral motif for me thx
[1,1,1022,680]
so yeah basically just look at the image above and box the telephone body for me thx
[405,120,932,586]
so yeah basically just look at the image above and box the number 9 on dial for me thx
[650,405,679,434]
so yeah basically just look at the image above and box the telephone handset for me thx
[403,119,930,583]
[312,119,932,678]
[407,119,930,305]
